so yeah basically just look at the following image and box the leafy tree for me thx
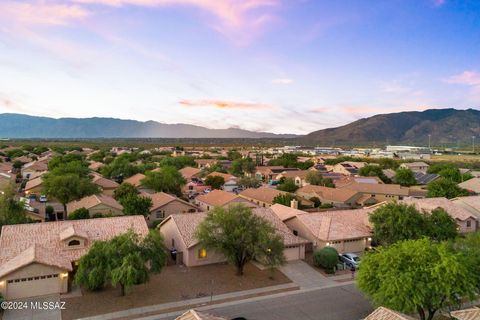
[196,204,284,276]
[357,239,476,320]
[455,232,480,290]
[68,208,90,220]
[239,176,261,189]
[313,247,339,273]
[305,171,335,187]
[257,232,286,279]
[6,149,26,159]
[437,167,462,183]
[227,150,243,161]
[230,158,255,176]
[0,186,30,231]
[427,178,469,199]
[48,154,86,171]
[141,166,186,196]
[358,165,390,183]
[277,178,298,192]
[369,203,458,246]
[393,168,417,186]
[201,163,227,175]
[75,230,167,295]
[204,175,225,190]
[43,174,99,214]
[268,154,313,170]
[100,156,140,179]
[119,194,152,216]
[310,196,321,208]
[158,156,196,169]
[272,193,296,206]
[113,183,139,201]
[12,160,24,170]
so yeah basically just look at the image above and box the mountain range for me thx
[0,109,479,145]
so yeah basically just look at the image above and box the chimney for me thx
[290,199,298,209]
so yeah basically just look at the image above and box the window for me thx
[293,230,298,236]
[171,239,175,247]
[156,211,164,219]
[467,220,472,228]
[68,239,81,246]
[198,248,207,259]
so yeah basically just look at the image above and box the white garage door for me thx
[284,246,301,261]
[7,274,61,300]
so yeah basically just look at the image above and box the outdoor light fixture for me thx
[368,237,372,241]
[60,273,69,279]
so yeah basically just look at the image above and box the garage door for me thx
[343,240,364,253]
[284,246,301,261]
[7,274,61,300]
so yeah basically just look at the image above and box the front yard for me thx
[61,262,290,320]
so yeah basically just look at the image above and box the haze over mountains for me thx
[1,109,479,145]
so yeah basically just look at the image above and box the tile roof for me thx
[206,172,237,182]
[451,196,480,218]
[458,177,480,193]
[338,182,410,196]
[451,307,480,320]
[179,167,202,179]
[196,190,240,207]
[365,307,415,320]
[67,194,123,213]
[277,170,310,179]
[23,160,48,172]
[176,309,227,320]
[24,176,43,191]
[240,187,288,204]
[297,185,359,202]
[270,203,306,221]
[0,216,148,276]
[295,208,373,241]
[123,173,146,187]
[400,197,476,221]
[92,173,119,189]
[143,192,196,211]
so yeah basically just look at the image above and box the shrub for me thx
[68,208,90,220]
[313,247,339,273]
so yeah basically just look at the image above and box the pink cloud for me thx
[0,1,90,26]
[179,99,271,109]
[445,71,480,86]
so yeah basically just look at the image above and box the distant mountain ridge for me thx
[0,114,297,139]
[303,108,480,145]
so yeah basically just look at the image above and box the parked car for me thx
[39,195,48,203]
[24,204,39,213]
[339,253,360,269]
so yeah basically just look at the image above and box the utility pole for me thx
[428,134,431,150]
[473,136,476,154]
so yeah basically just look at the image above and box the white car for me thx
[39,195,48,203]
[340,253,361,269]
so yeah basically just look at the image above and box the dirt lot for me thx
[61,262,290,320]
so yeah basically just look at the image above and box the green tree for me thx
[43,174,99,214]
[75,230,167,295]
[119,194,152,216]
[196,205,285,276]
[358,165,390,183]
[100,155,140,180]
[113,183,139,201]
[239,176,261,189]
[12,160,24,170]
[455,232,480,290]
[426,208,458,242]
[277,178,298,192]
[257,233,286,279]
[305,171,335,187]
[427,178,469,199]
[313,247,339,273]
[159,156,196,169]
[227,150,242,161]
[272,193,296,206]
[204,175,225,190]
[357,239,476,320]
[68,208,90,220]
[141,166,186,196]
[393,168,417,186]
[0,186,30,230]
[230,158,255,176]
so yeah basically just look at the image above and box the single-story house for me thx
[194,159,218,170]
[451,196,480,220]
[195,189,257,211]
[0,216,148,300]
[123,173,146,188]
[240,187,290,208]
[24,176,43,196]
[179,167,202,182]
[88,161,104,171]
[282,208,374,253]
[66,194,123,217]
[158,208,308,267]
[400,161,429,173]
[329,161,367,176]
[296,185,366,208]
[91,173,119,196]
[458,177,480,194]
[21,160,48,179]
[275,170,310,187]
[337,182,410,202]
[400,197,478,233]
[253,166,299,182]
[205,172,238,192]
[142,192,199,226]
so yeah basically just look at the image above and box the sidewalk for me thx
[76,283,298,320]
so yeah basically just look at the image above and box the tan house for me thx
[275,170,310,187]
[253,166,299,182]
[194,159,218,169]
[240,186,289,208]
[0,216,148,300]
[123,173,146,188]
[451,196,480,221]
[88,161,104,171]
[296,185,365,208]
[24,176,43,196]
[400,197,478,233]
[195,190,257,211]
[91,173,119,196]
[329,161,367,176]
[66,194,123,217]
[458,177,480,194]
[205,172,239,192]
[337,182,410,202]
[21,160,48,179]
[142,192,199,226]
[282,208,374,253]
[400,161,429,173]
[158,208,308,267]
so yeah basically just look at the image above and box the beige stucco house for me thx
[66,194,123,217]
[296,185,365,208]
[195,189,257,211]
[142,192,199,226]
[239,187,289,208]
[337,182,410,202]
[91,173,119,196]
[0,216,148,300]
[158,208,308,267]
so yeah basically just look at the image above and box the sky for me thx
[1,0,480,134]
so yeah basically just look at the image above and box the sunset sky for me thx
[1,0,480,134]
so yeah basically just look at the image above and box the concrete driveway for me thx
[2,295,62,320]
[279,260,335,289]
